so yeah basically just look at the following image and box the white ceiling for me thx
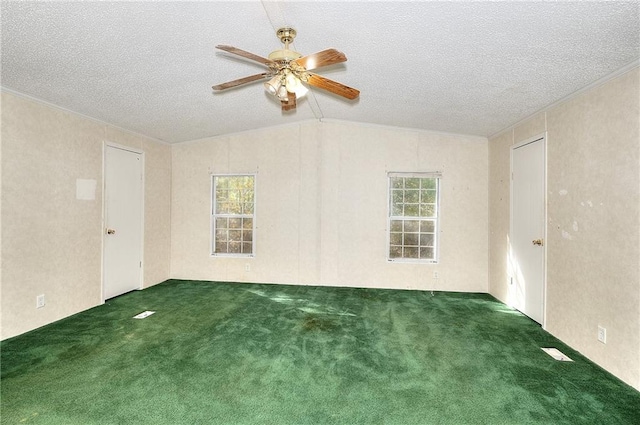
[2,1,639,144]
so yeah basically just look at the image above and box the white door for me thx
[511,135,545,324]
[103,144,143,300]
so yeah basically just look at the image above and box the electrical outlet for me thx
[244,263,250,272]
[433,271,439,279]
[597,326,607,344]
[36,294,45,309]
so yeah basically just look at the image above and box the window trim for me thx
[210,173,256,257]
[386,171,441,264]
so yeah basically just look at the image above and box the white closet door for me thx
[103,144,143,300]
[511,136,545,324]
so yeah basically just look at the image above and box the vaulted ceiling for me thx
[2,1,639,143]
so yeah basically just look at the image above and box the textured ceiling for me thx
[2,1,639,144]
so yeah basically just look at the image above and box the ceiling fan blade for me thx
[215,45,275,66]
[305,73,360,100]
[281,92,297,111]
[212,72,271,91]
[294,48,347,71]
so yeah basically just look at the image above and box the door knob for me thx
[106,228,116,235]
[532,238,543,246]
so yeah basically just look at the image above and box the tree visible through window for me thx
[388,173,440,262]
[211,175,255,256]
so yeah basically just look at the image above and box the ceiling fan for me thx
[212,27,359,111]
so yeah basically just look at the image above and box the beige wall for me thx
[488,68,640,390]
[0,92,171,340]
[171,120,489,292]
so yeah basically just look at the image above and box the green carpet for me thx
[2,280,639,424]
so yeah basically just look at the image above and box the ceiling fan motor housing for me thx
[268,49,302,62]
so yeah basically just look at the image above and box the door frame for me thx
[101,141,145,303]
[510,132,547,328]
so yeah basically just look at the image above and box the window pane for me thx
[405,178,420,189]
[215,242,228,253]
[216,202,229,214]
[216,189,228,202]
[216,217,228,229]
[391,177,403,189]
[420,204,436,217]
[404,247,419,258]
[421,190,436,203]
[243,230,253,242]
[420,247,434,260]
[390,220,403,232]
[405,204,419,216]
[228,202,242,215]
[229,218,242,229]
[243,203,254,214]
[389,245,402,258]
[392,204,403,216]
[243,218,253,229]
[420,220,434,232]
[240,190,254,203]
[229,230,242,242]
[404,220,419,232]
[215,229,228,242]
[242,242,253,254]
[392,189,403,205]
[420,233,434,247]
[231,176,242,186]
[421,178,436,189]
[216,177,229,189]
[404,233,419,246]
[240,176,254,188]
[229,242,241,253]
[405,190,419,203]
[390,232,402,245]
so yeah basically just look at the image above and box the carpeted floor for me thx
[2,279,639,424]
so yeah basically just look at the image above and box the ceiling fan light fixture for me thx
[263,74,282,95]
[283,72,308,99]
[293,82,308,98]
[276,85,289,101]
[284,73,300,92]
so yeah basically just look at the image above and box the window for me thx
[388,172,440,262]
[211,174,255,256]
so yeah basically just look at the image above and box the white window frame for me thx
[211,173,256,257]
[387,172,441,264]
